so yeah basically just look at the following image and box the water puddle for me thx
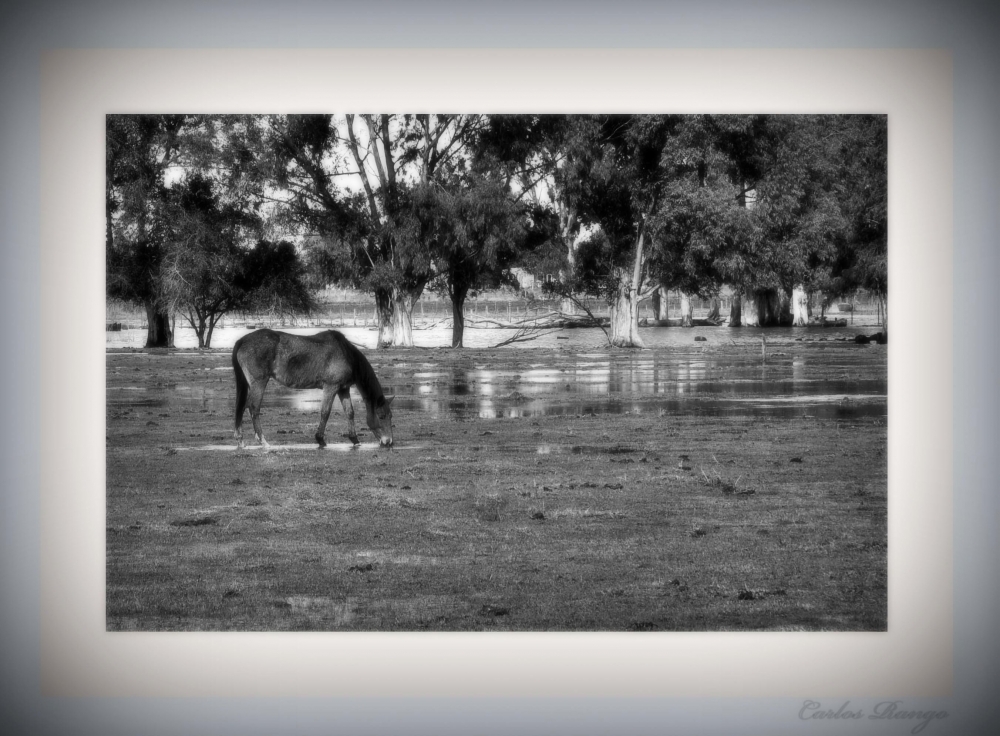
[440,397,886,420]
[173,443,419,452]
[109,397,167,408]
[535,445,639,455]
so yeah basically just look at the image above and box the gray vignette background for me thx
[3,1,998,734]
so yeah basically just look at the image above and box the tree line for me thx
[106,113,887,349]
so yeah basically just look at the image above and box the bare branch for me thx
[559,293,611,344]
[363,115,390,191]
[344,114,381,221]
[488,326,564,349]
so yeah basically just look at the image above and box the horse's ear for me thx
[387,395,395,406]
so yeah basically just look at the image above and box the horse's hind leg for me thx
[233,357,250,448]
[338,388,359,445]
[315,386,336,448]
[247,379,271,448]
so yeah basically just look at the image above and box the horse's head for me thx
[367,395,394,448]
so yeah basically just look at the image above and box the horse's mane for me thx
[331,331,385,406]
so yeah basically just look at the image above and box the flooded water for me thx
[108,331,887,421]
[380,351,886,420]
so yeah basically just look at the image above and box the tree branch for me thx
[344,115,382,222]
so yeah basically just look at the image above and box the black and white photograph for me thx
[9,0,998,730]
[105,112,888,632]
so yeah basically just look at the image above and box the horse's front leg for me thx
[338,388,359,445]
[315,386,336,448]
[248,380,270,449]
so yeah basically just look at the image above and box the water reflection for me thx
[109,349,886,421]
[392,395,885,420]
[383,353,885,420]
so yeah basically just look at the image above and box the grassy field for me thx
[106,343,887,631]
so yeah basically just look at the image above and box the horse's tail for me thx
[232,339,249,431]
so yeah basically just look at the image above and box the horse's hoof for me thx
[316,436,326,448]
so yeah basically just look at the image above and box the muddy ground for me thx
[107,339,887,631]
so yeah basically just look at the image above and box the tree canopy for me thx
[107,113,887,348]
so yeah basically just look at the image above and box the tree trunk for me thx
[740,294,760,327]
[451,291,467,348]
[602,214,652,348]
[106,190,114,251]
[752,290,793,327]
[791,284,809,326]
[609,284,643,348]
[559,227,577,315]
[706,297,721,322]
[678,292,693,327]
[190,309,208,348]
[608,220,649,348]
[205,313,220,349]
[651,285,669,322]
[391,289,417,347]
[759,291,778,326]
[729,296,742,326]
[764,290,793,326]
[144,302,174,348]
[375,289,394,348]
[558,187,579,315]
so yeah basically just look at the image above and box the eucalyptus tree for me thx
[567,114,763,347]
[477,115,584,312]
[564,114,886,338]
[106,114,192,347]
[831,115,888,326]
[733,114,886,327]
[407,174,530,347]
[159,174,313,348]
[748,115,846,325]
[640,114,772,326]
[341,113,486,347]
[267,113,484,347]
[107,114,319,347]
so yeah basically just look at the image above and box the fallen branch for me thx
[488,326,564,348]
[561,294,611,345]
[411,317,451,330]
[466,310,600,328]
[466,312,560,328]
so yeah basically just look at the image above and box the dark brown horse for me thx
[232,329,394,449]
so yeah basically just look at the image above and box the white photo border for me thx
[41,48,952,698]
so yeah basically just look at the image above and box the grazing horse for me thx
[232,329,394,449]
